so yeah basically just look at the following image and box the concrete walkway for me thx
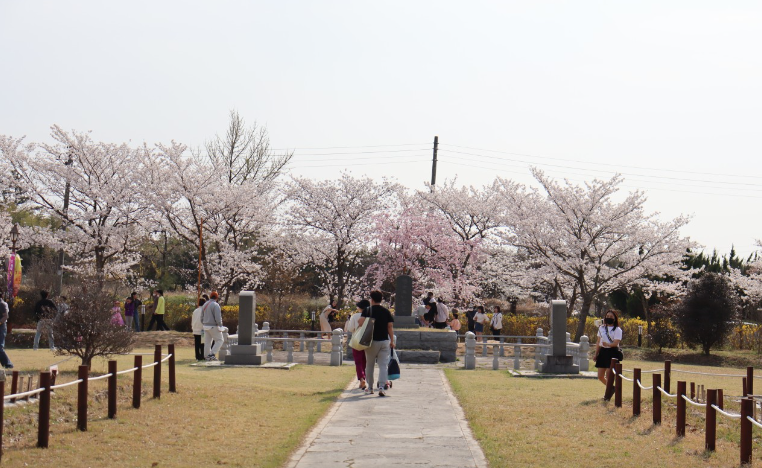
[286,365,488,468]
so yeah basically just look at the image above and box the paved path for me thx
[286,365,488,468]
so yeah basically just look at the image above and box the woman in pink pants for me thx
[345,300,369,390]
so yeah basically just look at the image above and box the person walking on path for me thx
[320,300,338,339]
[202,291,225,361]
[359,290,394,396]
[192,297,206,361]
[33,290,57,350]
[345,299,369,390]
[130,292,142,332]
[490,306,503,338]
[123,296,135,330]
[473,306,487,340]
[147,289,169,331]
[595,310,623,399]
[0,292,14,369]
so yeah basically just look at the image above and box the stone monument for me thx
[224,291,264,365]
[539,300,579,374]
[393,274,418,329]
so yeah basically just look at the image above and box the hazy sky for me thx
[2,1,761,257]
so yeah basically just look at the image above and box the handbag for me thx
[604,326,624,362]
[349,307,375,350]
[358,307,375,347]
[388,348,401,380]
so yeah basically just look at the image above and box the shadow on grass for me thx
[637,424,659,436]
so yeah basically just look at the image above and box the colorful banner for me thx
[12,254,21,297]
[6,253,15,297]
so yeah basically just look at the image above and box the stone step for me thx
[396,350,441,364]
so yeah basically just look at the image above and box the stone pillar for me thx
[579,336,590,371]
[238,291,256,346]
[330,329,343,366]
[465,332,476,370]
[539,301,579,374]
[394,275,418,328]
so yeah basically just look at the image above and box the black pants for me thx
[194,334,204,360]
[147,314,169,331]
[433,321,447,329]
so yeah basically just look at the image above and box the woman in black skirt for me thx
[595,310,623,387]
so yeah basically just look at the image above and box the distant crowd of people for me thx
[414,292,504,339]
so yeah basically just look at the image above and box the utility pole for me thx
[58,148,74,294]
[430,135,439,191]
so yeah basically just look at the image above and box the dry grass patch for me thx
[446,360,762,468]
[1,347,353,468]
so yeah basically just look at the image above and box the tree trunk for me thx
[574,295,593,343]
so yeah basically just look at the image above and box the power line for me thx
[438,149,762,188]
[272,143,430,151]
[440,143,762,181]
[285,159,431,169]
[288,148,429,157]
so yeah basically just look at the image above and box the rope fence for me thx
[0,344,177,458]
[603,357,762,464]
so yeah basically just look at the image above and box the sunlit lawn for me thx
[1,347,353,468]
[446,358,762,468]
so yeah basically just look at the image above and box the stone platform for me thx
[396,330,457,363]
[397,350,441,364]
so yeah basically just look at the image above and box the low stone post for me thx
[482,336,488,357]
[300,332,305,352]
[219,329,231,358]
[262,322,270,332]
[317,339,322,353]
[308,341,315,365]
[287,341,294,363]
[330,329,342,366]
[499,336,505,357]
[266,340,273,362]
[492,345,499,370]
[465,332,476,370]
[579,336,590,372]
[513,344,521,370]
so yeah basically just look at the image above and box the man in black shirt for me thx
[466,306,477,333]
[360,290,394,396]
[33,290,57,351]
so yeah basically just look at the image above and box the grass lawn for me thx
[1,347,353,468]
[446,359,762,468]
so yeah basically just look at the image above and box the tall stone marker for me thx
[394,274,418,329]
[539,300,579,374]
[224,290,264,365]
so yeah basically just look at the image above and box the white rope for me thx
[672,369,761,379]
[3,387,45,401]
[682,394,707,408]
[88,373,113,382]
[657,386,677,398]
[612,369,634,382]
[748,416,762,430]
[712,404,741,420]
[142,362,158,369]
[50,378,83,390]
[117,367,139,375]
[636,379,653,390]
[623,368,664,374]
[160,354,172,363]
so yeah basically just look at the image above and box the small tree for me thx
[52,284,134,367]
[646,304,678,353]
[675,273,738,355]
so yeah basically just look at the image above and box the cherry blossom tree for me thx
[284,173,397,306]
[497,168,695,341]
[1,127,152,284]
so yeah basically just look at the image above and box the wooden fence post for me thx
[690,382,695,400]
[37,371,51,448]
[705,389,717,451]
[153,345,161,399]
[748,367,754,396]
[633,368,641,416]
[107,360,117,419]
[718,389,724,410]
[77,365,89,431]
[10,370,17,404]
[741,398,753,465]
[168,344,176,393]
[653,373,661,425]
[664,360,671,394]
[676,381,687,437]
[133,355,142,409]
[0,373,5,460]
[743,377,748,397]
[615,362,623,408]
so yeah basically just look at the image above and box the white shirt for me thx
[490,312,503,329]
[598,325,622,345]
[435,302,449,323]
[345,312,362,333]
[192,306,204,335]
[474,311,488,325]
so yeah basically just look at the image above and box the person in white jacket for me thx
[192,298,206,361]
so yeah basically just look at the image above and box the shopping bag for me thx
[350,312,374,350]
[387,348,401,380]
